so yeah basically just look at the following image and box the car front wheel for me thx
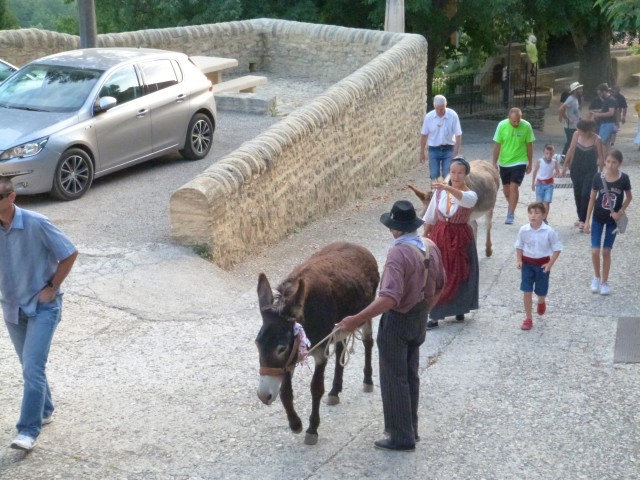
[180,113,213,160]
[50,148,94,201]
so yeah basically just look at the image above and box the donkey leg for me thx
[361,319,374,392]
[280,372,302,434]
[485,209,494,257]
[326,342,344,405]
[305,362,327,445]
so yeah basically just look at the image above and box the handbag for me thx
[600,173,628,234]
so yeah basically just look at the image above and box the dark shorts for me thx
[520,263,550,296]
[499,164,527,186]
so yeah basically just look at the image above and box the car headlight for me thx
[0,137,49,161]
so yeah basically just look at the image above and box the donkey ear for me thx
[282,278,306,320]
[257,273,274,309]
[407,183,428,202]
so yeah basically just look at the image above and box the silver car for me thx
[0,58,17,84]
[0,48,216,200]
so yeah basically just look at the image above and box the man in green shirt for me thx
[492,108,536,224]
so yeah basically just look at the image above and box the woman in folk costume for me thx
[422,156,479,328]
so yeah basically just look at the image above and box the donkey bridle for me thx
[258,336,301,377]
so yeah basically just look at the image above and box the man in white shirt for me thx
[419,95,462,185]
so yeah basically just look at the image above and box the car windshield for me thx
[0,64,103,113]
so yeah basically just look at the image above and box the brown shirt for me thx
[379,239,446,313]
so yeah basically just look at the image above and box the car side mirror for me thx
[95,96,117,113]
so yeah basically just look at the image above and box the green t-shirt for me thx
[492,118,536,166]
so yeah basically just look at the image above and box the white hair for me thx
[433,95,447,107]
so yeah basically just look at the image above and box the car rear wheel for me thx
[180,113,213,160]
[50,148,94,201]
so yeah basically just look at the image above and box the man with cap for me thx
[0,176,78,451]
[336,200,445,452]
[420,95,462,186]
[559,81,583,156]
[589,83,617,156]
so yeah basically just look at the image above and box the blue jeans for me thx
[535,182,554,203]
[5,296,62,438]
[428,146,453,180]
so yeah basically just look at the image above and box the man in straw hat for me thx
[559,81,583,156]
[336,200,445,452]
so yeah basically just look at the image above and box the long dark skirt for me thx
[429,222,479,320]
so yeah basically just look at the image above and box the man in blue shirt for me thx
[0,177,78,451]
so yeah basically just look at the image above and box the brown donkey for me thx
[255,242,379,445]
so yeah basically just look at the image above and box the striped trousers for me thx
[377,300,428,446]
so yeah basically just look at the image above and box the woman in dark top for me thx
[562,119,604,231]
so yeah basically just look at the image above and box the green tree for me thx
[1,0,20,29]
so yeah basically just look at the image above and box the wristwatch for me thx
[46,280,59,294]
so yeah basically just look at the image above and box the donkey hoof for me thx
[304,433,318,445]
[326,395,340,406]
[363,383,374,393]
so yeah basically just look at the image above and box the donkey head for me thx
[255,273,306,405]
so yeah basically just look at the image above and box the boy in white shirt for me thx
[531,144,560,223]
[515,202,563,330]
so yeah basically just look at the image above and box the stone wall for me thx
[170,23,427,268]
[612,54,640,87]
[0,20,427,269]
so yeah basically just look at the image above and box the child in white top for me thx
[515,202,563,330]
[531,144,560,222]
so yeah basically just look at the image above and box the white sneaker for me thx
[590,277,601,293]
[599,283,610,295]
[10,434,36,451]
[42,415,53,425]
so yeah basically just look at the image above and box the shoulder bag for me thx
[600,174,628,234]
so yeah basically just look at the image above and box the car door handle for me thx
[176,94,186,102]
[136,109,149,117]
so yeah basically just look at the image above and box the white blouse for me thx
[423,189,478,224]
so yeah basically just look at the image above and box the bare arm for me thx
[453,135,462,158]
[583,190,598,234]
[335,295,396,333]
[595,137,605,172]
[558,103,567,122]
[532,162,539,190]
[516,248,523,269]
[562,131,579,174]
[492,142,501,168]
[420,134,428,164]
[526,142,533,174]
[38,251,78,303]
[542,250,560,273]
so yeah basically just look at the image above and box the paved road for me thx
[1,92,639,479]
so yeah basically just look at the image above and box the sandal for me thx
[578,222,585,232]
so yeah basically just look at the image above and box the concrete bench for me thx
[212,75,268,94]
[632,73,640,86]
[190,56,239,84]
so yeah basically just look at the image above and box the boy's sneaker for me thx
[505,213,515,224]
[537,302,546,315]
[599,283,610,295]
[10,434,36,451]
[590,277,601,293]
[42,415,53,425]
[521,318,533,330]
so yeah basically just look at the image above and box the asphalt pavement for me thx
[0,92,638,479]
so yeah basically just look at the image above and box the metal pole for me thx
[384,0,405,33]
[78,0,98,48]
